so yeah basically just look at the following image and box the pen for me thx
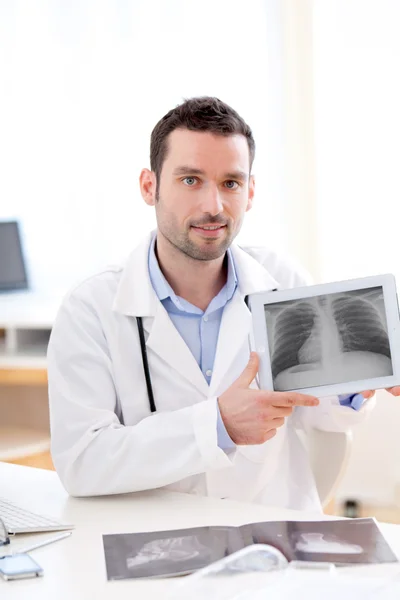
[16,531,72,554]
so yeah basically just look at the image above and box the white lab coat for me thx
[48,233,374,510]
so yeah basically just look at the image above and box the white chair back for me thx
[299,428,352,508]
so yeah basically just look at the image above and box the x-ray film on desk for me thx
[248,275,400,397]
[102,518,397,580]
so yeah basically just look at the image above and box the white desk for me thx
[2,463,400,600]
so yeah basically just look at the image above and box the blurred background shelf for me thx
[0,323,52,371]
[0,368,47,385]
[325,499,400,525]
[4,450,55,470]
[0,300,56,471]
[0,426,50,461]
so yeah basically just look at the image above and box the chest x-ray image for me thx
[265,286,393,391]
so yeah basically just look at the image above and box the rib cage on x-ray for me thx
[332,296,391,358]
[269,287,392,386]
[271,302,318,379]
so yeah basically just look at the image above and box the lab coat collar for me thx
[113,232,158,317]
[231,243,280,297]
[112,232,279,396]
[148,233,238,310]
[112,232,279,317]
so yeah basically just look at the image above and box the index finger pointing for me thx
[267,393,320,408]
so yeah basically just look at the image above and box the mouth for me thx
[190,224,227,238]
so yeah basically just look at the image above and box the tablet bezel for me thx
[247,274,400,397]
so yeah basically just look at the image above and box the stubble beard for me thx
[156,200,238,262]
[161,220,233,261]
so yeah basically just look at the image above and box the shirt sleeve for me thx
[338,393,365,411]
[216,400,236,450]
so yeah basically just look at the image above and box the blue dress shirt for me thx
[148,236,363,451]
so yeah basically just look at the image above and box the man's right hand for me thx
[218,352,320,445]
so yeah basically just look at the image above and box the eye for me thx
[224,180,239,190]
[182,177,198,186]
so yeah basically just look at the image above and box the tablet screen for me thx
[264,286,393,391]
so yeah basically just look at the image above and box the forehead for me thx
[163,128,250,173]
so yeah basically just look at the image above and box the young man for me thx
[47,97,396,510]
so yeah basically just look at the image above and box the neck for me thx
[155,232,228,312]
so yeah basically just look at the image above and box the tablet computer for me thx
[247,274,400,397]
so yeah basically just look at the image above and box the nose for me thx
[200,184,223,216]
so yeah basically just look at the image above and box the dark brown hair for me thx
[150,96,255,182]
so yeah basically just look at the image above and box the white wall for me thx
[313,0,400,506]
[281,0,319,278]
[313,0,400,284]
[0,0,290,296]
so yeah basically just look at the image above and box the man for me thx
[47,97,398,510]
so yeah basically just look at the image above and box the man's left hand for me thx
[361,387,400,399]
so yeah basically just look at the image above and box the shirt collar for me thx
[148,234,173,302]
[224,247,238,302]
[148,233,238,309]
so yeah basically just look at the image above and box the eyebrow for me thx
[173,166,249,182]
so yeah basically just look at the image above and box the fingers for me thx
[259,420,286,443]
[267,405,293,418]
[363,387,400,397]
[239,427,278,446]
[259,417,296,443]
[263,429,278,442]
[261,392,319,408]
[260,405,307,423]
[234,352,259,389]
[386,386,400,396]
[270,417,285,429]
[362,387,400,397]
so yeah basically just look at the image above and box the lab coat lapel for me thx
[209,292,252,394]
[145,303,209,396]
[209,244,280,395]
[113,232,209,396]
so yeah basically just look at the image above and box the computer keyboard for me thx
[0,497,74,534]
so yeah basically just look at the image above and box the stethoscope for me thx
[136,317,157,413]
[137,290,278,413]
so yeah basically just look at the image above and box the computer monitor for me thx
[0,221,28,291]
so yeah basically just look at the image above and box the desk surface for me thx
[2,463,400,600]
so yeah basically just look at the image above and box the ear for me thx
[246,175,255,212]
[140,169,157,206]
